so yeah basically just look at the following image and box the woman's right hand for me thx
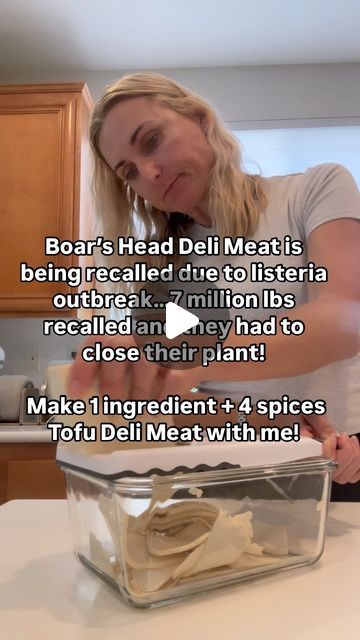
[66,335,203,402]
[66,335,169,400]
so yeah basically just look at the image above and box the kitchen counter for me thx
[0,425,52,442]
[0,499,359,640]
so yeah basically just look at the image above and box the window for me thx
[232,123,360,186]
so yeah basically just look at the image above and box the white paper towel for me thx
[0,375,34,422]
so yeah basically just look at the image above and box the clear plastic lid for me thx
[49,361,327,479]
[57,437,325,479]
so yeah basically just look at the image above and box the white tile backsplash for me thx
[0,318,82,387]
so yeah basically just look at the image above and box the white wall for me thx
[1,62,359,119]
[1,62,359,385]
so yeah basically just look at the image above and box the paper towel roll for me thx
[0,375,34,422]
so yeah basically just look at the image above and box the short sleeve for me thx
[297,163,360,239]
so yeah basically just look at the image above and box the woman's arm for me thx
[68,221,359,399]
[196,219,360,384]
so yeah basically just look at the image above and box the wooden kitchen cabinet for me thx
[0,442,66,504]
[0,83,94,316]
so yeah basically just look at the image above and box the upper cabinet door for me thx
[0,83,94,316]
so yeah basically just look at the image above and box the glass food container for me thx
[57,438,335,608]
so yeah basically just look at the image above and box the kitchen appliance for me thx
[0,345,5,369]
[0,375,38,423]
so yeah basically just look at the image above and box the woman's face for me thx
[98,96,215,225]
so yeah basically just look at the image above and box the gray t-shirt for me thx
[189,163,360,435]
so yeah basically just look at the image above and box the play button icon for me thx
[132,266,231,370]
[165,302,199,339]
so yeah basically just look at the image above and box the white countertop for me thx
[0,499,359,640]
[0,425,52,442]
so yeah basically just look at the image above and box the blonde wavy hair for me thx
[89,72,267,289]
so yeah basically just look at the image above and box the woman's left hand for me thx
[300,414,338,458]
[301,414,360,484]
[331,433,360,484]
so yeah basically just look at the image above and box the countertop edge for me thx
[0,427,53,443]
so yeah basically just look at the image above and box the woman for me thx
[69,72,360,494]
